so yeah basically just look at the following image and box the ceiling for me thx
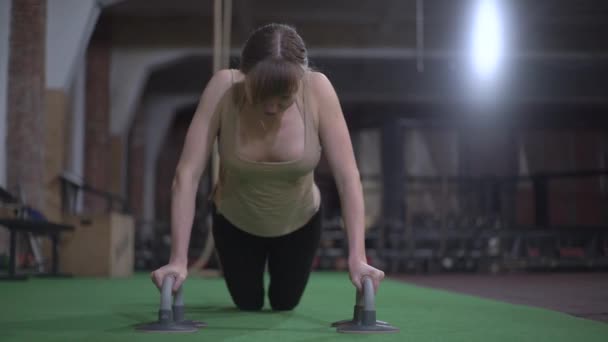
[104,0,608,126]
[105,0,608,51]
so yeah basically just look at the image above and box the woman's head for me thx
[240,24,308,110]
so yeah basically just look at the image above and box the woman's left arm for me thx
[312,72,385,292]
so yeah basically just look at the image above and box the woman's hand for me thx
[150,262,188,292]
[348,258,385,293]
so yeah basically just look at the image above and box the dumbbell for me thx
[331,276,399,334]
[135,275,207,333]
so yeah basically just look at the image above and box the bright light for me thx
[471,0,503,80]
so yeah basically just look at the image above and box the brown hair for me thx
[240,23,308,104]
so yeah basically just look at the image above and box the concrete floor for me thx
[395,272,608,323]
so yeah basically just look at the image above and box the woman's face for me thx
[259,94,297,116]
[245,85,297,116]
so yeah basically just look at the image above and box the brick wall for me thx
[514,129,605,227]
[84,24,111,213]
[6,0,47,209]
[128,106,146,219]
[110,135,125,198]
[155,111,194,222]
[44,89,69,221]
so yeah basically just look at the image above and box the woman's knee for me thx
[234,297,264,311]
[269,295,300,311]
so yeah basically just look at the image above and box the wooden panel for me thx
[59,212,134,277]
[59,214,111,276]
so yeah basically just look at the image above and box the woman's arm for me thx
[168,69,232,268]
[311,72,385,291]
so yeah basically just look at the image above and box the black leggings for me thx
[212,205,322,311]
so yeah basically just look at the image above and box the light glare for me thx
[472,0,503,79]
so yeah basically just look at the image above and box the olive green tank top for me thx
[213,70,322,237]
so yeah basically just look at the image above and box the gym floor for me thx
[1,272,607,342]
[398,271,608,323]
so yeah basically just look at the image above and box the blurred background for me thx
[0,0,607,283]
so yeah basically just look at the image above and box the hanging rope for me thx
[189,0,232,275]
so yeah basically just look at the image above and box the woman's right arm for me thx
[151,69,233,291]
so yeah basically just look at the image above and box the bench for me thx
[0,218,74,280]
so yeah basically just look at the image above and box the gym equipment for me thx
[135,275,207,333]
[332,276,399,334]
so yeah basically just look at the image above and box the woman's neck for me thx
[240,105,284,135]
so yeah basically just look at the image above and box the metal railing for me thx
[356,169,608,273]
[59,173,129,215]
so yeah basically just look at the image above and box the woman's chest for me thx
[237,109,306,163]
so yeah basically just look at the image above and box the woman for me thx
[151,23,384,311]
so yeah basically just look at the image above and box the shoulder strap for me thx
[302,71,319,132]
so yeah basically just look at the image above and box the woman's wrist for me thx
[170,255,188,267]
[348,252,366,265]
